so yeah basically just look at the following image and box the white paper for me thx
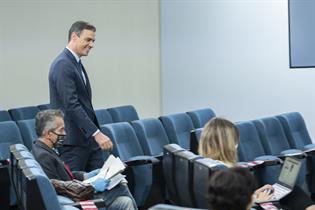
[106,174,126,190]
[83,155,125,184]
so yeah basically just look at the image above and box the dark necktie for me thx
[78,60,87,85]
[63,162,74,180]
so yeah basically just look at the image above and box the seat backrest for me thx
[37,104,51,111]
[193,158,226,209]
[95,109,113,125]
[253,117,291,155]
[174,150,202,207]
[236,121,266,162]
[163,144,185,204]
[187,108,216,128]
[100,122,143,161]
[160,113,194,149]
[107,105,139,122]
[10,145,34,201]
[22,167,61,210]
[131,118,170,156]
[0,121,23,154]
[16,119,37,150]
[190,128,203,154]
[9,106,40,121]
[276,112,312,150]
[0,110,12,122]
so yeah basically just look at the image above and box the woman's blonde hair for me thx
[198,117,240,167]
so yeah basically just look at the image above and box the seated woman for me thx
[199,117,315,210]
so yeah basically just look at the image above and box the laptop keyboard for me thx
[272,183,291,199]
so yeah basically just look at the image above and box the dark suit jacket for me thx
[32,140,84,181]
[49,48,99,146]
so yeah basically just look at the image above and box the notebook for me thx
[256,157,302,203]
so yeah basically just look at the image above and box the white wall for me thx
[0,0,161,118]
[161,0,315,138]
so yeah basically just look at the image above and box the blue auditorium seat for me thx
[101,122,161,207]
[235,121,283,185]
[37,104,51,111]
[173,150,203,207]
[236,121,271,162]
[253,117,303,156]
[190,128,203,154]
[187,108,216,128]
[160,113,195,150]
[276,112,315,151]
[107,105,139,122]
[162,144,185,204]
[0,110,12,122]
[193,158,226,208]
[21,167,68,210]
[277,112,315,194]
[131,118,170,156]
[254,117,309,190]
[9,106,40,121]
[95,109,113,125]
[0,121,23,153]
[101,122,144,159]
[10,146,34,195]
[16,119,37,150]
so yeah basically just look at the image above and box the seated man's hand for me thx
[91,178,110,193]
[94,132,113,150]
[84,168,101,180]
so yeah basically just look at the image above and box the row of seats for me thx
[9,144,89,210]
[0,104,50,122]
[100,121,271,208]
[0,106,216,209]
[163,143,224,208]
[191,112,314,191]
[3,106,313,208]
[0,107,216,153]
[0,104,140,122]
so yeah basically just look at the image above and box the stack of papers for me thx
[83,155,126,190]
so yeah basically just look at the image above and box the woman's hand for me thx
[254,184,274,202]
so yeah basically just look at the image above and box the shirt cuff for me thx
[92,129,100,137]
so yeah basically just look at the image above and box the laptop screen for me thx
[278,157,301,188]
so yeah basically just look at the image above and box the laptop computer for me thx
[255,156,302,203]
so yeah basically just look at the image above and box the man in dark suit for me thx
[49,21,113,171]
[32,109,137,210]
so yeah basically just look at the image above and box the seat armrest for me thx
[239,156,283,170]
[153,153,163,161]
[261,158,283,166]
[124,155,160,166]
[277,153,307,160]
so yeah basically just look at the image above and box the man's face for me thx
[73,29,95,57]
[50,116,66,144]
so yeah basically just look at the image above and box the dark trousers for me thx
[59,139,105,172]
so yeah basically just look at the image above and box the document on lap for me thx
[83,155,126,190]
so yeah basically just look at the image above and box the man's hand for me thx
[84,168,101,180]
[94,132,113,150]
[91,178,110,193]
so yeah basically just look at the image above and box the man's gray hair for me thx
[35,109,64,137]
[68,21,96,42]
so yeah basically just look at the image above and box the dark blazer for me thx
[49,48,99,146]
[32,140,84,181]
